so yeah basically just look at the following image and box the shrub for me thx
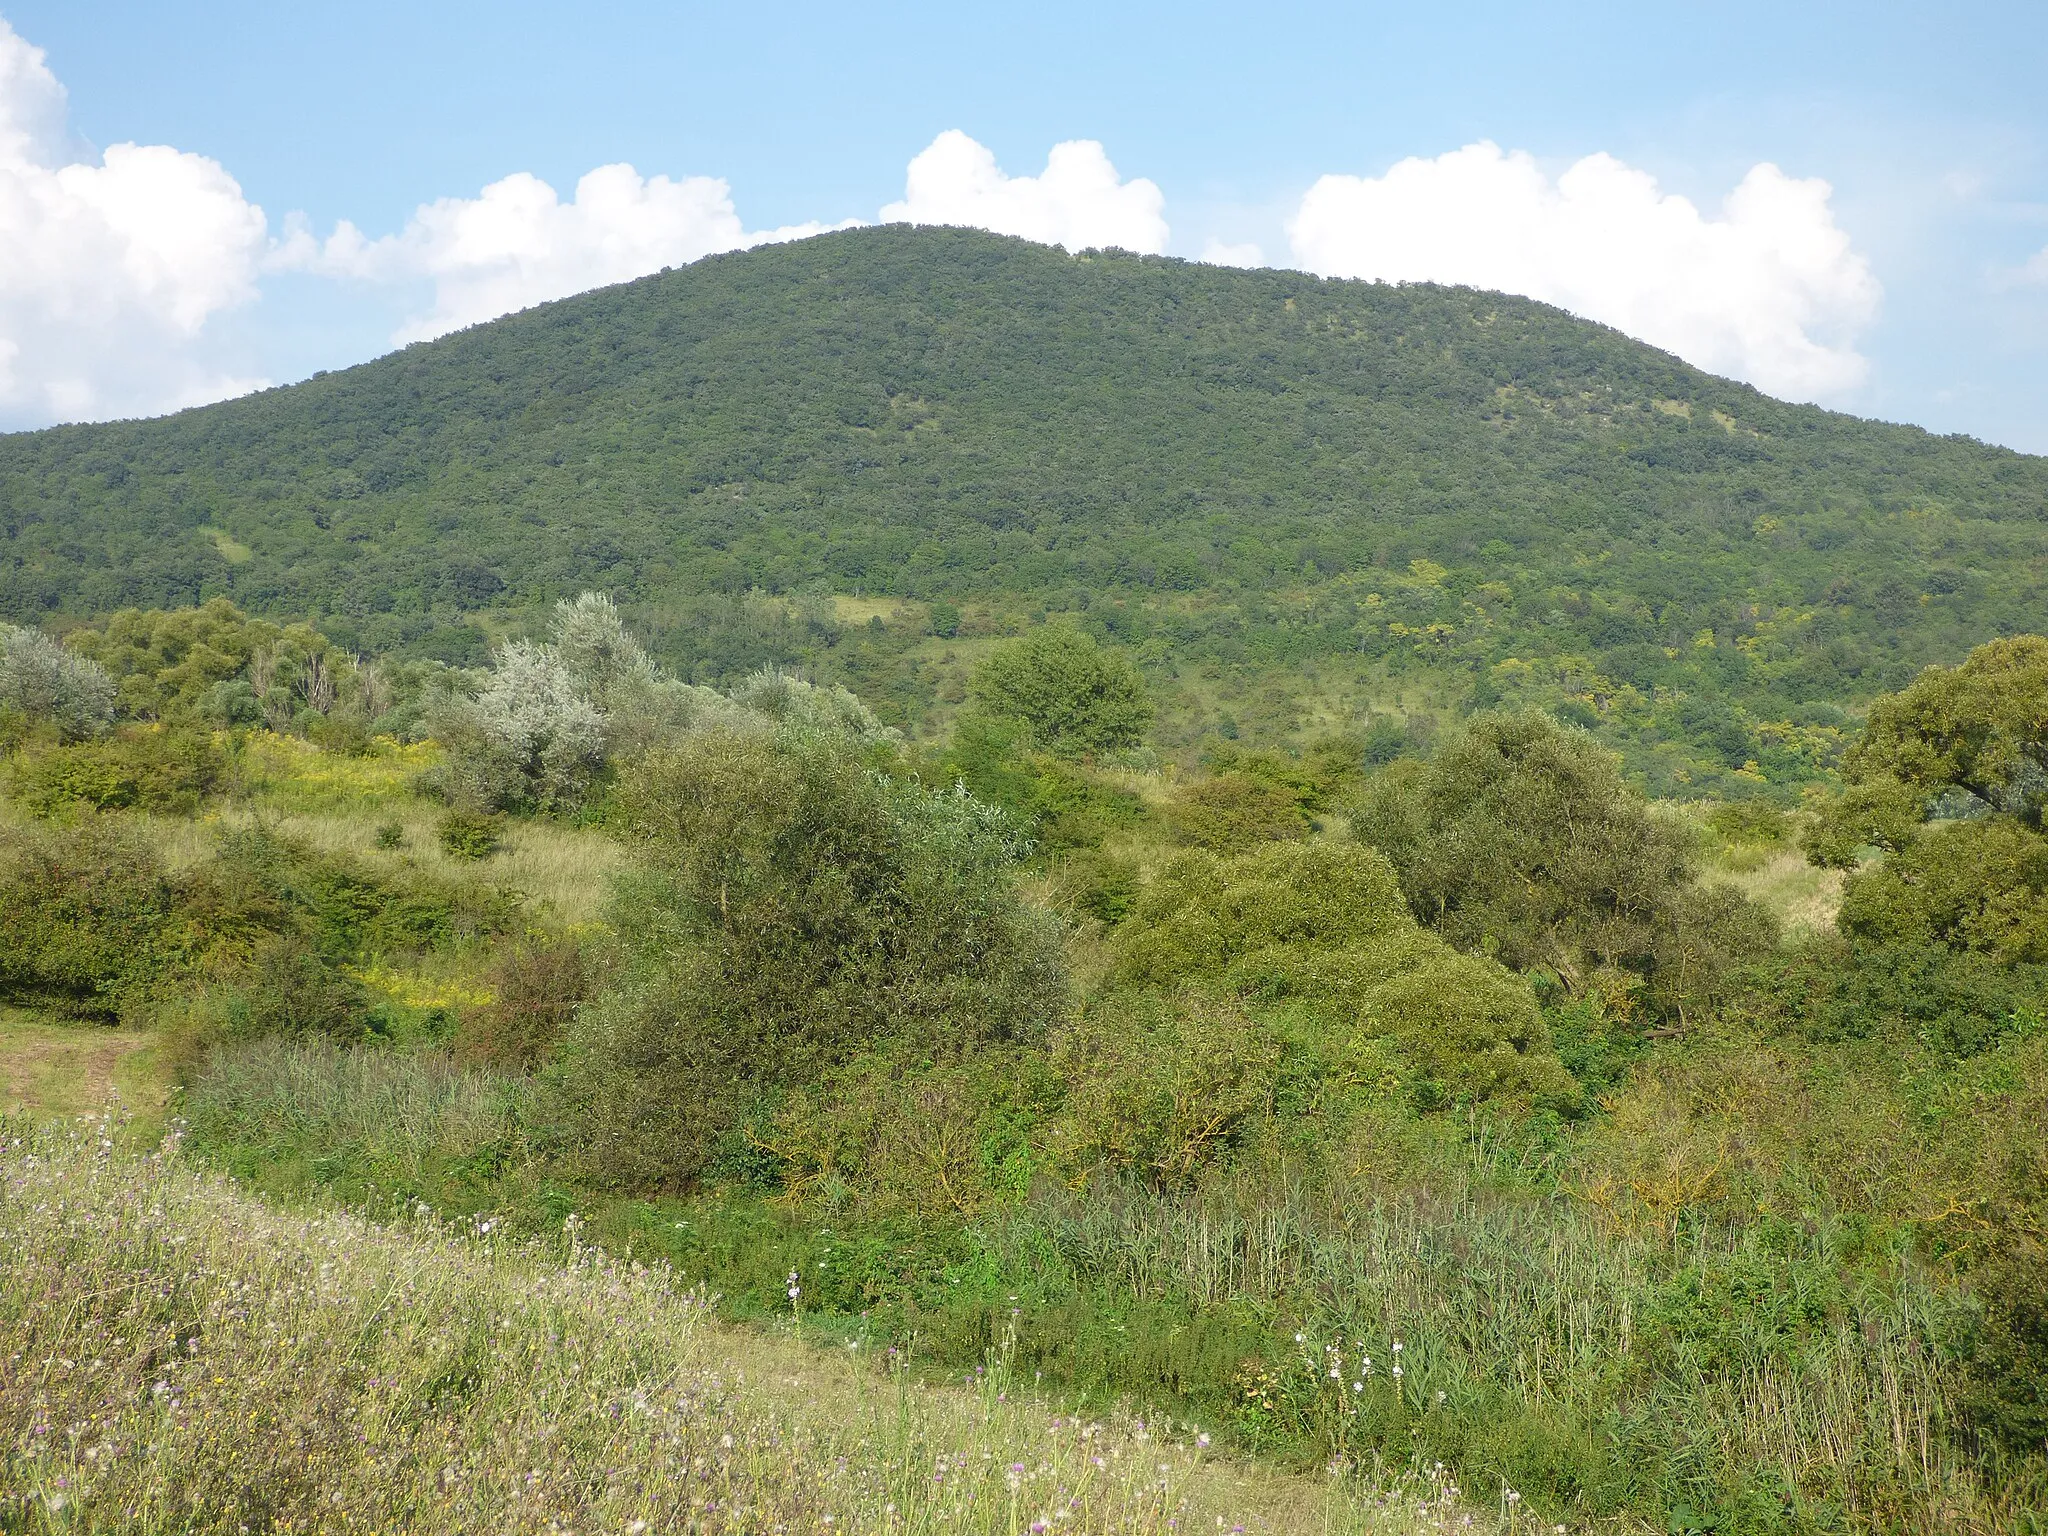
[1108,841,1574,1110]
[0,817,178,1014]
[0,623,116,740]
[1109,840,1412,989]
[969,627,1152,758]
[765,1045,1060,1216]
[437,808,504,858]
[1163,772,1310,850]
[1052,990,1282,1187]
[63,598,375,731]
[557,719,1066,1190]
[456,935,587,1071]
[431,642,607,813]
[1838,816,2048,963]
[1354,711,1776,1006]
[10,726,227,815]
[1811,635,2048,971]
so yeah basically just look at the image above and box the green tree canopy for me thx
[969,627,1152,759]
[1811,635,2048,965]
[1353,711,1774,1007]
[558,716,1067,1190]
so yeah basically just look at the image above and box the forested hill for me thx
[2,225,2044,776]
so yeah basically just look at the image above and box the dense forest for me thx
[2,226,2044,792]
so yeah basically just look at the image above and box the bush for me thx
[437,808,504,859]
[1354,711,1776,1008]
[765,1045,1059,1216]
[1052,990,1282,1187]
[457,935,587,1071]
[1838,816,2048,963]
[1108,841,1574,1110]
[556,719,1067,1190]
[969,627,1152,758]
[0,623,116,740]
[0,817,179,1014]
[1162,772,1309,850]
[10,727,227,815]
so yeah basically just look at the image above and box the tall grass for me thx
[975,1178,2005,1531]
[0,1121,1494,1535]
[177,1039,2042,1533]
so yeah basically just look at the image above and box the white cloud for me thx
[2018,246,2048,286]
[291,164,840,343]
[0,18,271,424]
[1200,239,1265,268]
[882,130,1167,255]
[1288,141,1880,402]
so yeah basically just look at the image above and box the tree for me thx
[0,625,116,741]
[1811,635,2048,964]
[1353,711,1774,1008]
[556,716,1066,1190]
[969,627,1152,758]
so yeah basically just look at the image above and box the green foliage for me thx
[63,597,379,733]
[437,808,504,859]
[1162,772,1309,850]
[9,725,227,815]
[0,817,179,1014]
[6,228,2045,785]
[764,1044,1060,1217]
[1355,711,1777,1011]
[0,622,115,740]
[1734,937,2048,1061]
[1839,817,2048,963]
[1846,634,2048,820]
[969,626,1152,758]
[557,718,1067,1190]
[1816,635,2048,969]
[1158,742,1361,851]
[1705,799,1791,844]
[936,714,1146,855]
[1108,840,1574,1110]
[1051,990,1282,1186]
[455,935,587,1072]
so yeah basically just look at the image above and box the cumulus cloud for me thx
[881,130,1167,255]
[1288,141,1880,401]
[1200,239,1265,268]
[0,18,270,424]
[289,165,840,343]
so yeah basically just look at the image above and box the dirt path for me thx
[0,1011,160,1120]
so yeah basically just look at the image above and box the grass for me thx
[0,1007,161,1128]
[113,731,630,927]
[1700,843,1844,938]
[177,1033,2048,1535]
[0,1121,1497,1535]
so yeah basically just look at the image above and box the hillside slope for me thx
[2,226,2043,777]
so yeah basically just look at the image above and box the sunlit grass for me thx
[0,1007,164,1135]
[0,1123,1488,1535]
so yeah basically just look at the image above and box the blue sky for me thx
[4,1,2047,449]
